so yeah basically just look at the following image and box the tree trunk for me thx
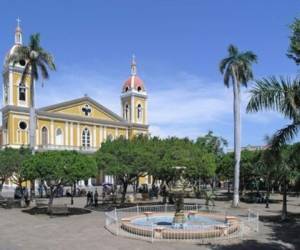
[29,77,36,155]
[281,179,288,220]
[30,179,35,200]
[73,182,76,196]
[232,71,241,207]
[265,180,270,208]
[242,177,246,196]
[121,182,128,204]
[227,179,230,194]
[48,193,54,213]
[135,178,139,194]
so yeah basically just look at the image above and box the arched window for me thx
[4,84,8,103]
[42,127,48,146]
[137,86,142,92]
[137,104,142,121]
[124,104,129,120]
[82,128,90,148]
[19,83,26,101]
[56,128,63,145]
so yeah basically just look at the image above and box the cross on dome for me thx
[16,17,21,28]
[15,17,22,45]
[131,54,137,76]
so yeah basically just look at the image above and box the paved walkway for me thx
[0,194,299,250]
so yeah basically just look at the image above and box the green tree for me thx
[247,77,300,149]
[246,16,300,149]
[279,144,300,220]
[240,150,261,195]
[217,152,234,193]
[6,33,56,153]
[9,147,32,198]
[22,151,97,210]
[287,18,300,65]
[185,146,216,196]
[219,45,257,207]
[0,148,20,191]
[195,131,228,155]
[96,136,149,204]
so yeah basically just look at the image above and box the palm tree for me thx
[246,77,300,220]
[6,33,56,154]
[246,76,300,149]
[219,44,257,207]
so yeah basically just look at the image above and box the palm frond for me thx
[247,76,300,120]
[220,45,257,89]
[39,51,56,71]
[270,122,300,150]
[29,33,41,51]
[223,66,231,87]
[20,63,31,84]
[241,51,258,64]
[228,44,238,56]
[37,61,49,80]
[219,57,232,74]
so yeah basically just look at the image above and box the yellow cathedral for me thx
[0,23,149,157]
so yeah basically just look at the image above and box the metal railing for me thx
[105,204,259,243]
[36,144,98,153]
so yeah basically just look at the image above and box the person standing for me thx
[90,191,94,206]
[94,190,99,207]
[86,191,92,206]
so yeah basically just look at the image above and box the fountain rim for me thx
[120,210,240,238]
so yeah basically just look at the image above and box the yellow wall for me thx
[50,102,117,121]
[106,127,115,139]
[3,112,146,147]
[118,128,127,138]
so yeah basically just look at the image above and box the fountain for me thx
[170,166,189,227]
[112,166,244,241]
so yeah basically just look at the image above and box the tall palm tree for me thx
[6,33,56,154]
[246,76,300,148]
[219,44,257,207]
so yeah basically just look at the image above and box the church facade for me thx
[0,23,149,155]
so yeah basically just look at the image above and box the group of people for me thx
[86,190,99,207]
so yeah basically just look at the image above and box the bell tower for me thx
[3,18,30,108]
[121,55,148,125]
[2,19,31,147]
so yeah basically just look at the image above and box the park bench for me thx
[0,196,8,208]
[50,204,69,216]
[0,198,20,209]
[35,199,48,208]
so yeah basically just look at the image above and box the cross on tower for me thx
[16,17,21,27]
[82,104,91,116]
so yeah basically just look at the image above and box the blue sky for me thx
[0,0,299,147]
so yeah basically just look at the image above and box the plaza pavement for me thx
[0,194,299,250]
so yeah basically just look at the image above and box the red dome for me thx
[123,75,145,92]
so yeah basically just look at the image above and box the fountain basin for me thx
[121,211,240,239]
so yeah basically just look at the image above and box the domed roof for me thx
[122,55,146,93]
[123,75,145,93]
[4,20,23,66]
[4,45,19,66]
